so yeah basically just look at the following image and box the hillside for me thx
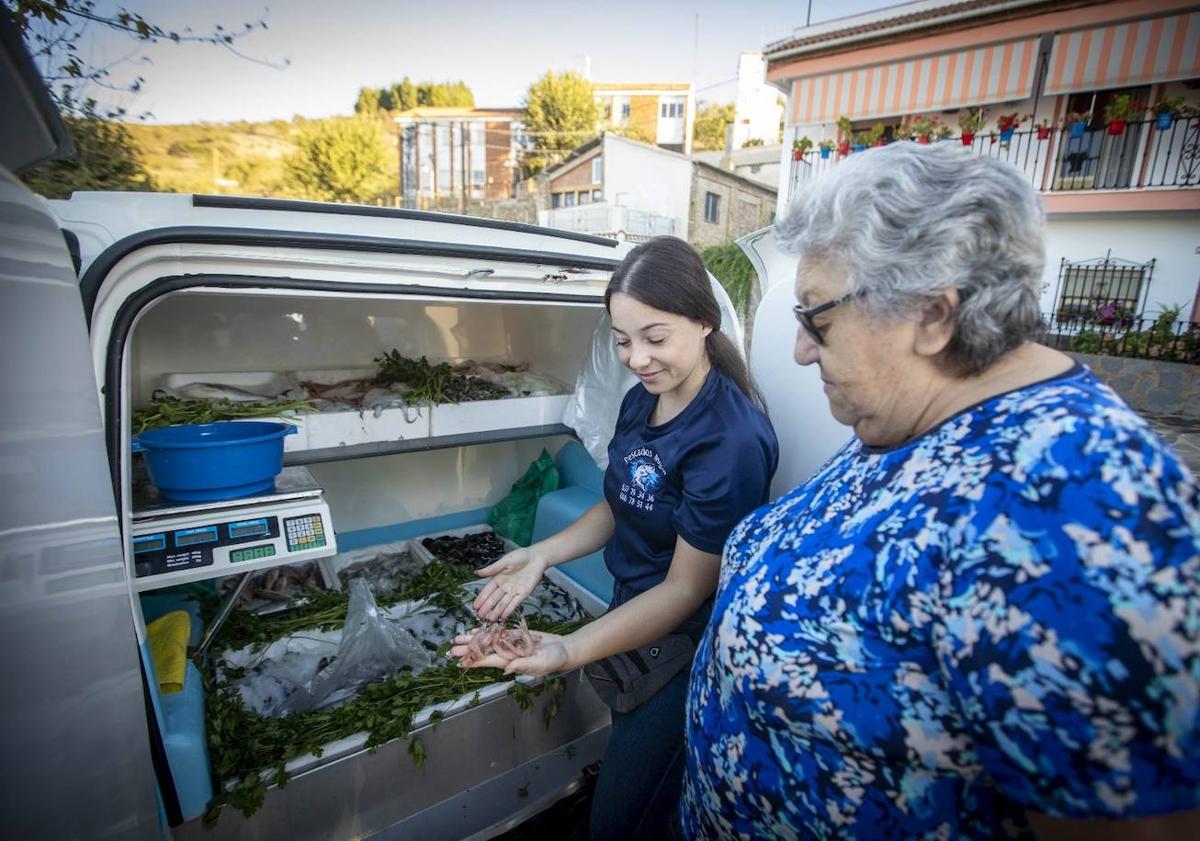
[125,117,400,198]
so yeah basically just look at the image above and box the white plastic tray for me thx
[147,365,570,456]
[430,393,572,437]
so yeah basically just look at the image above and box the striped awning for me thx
[789,37,1040,125]
[1045,11,1200,95]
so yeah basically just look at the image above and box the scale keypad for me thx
[284,514,326,552]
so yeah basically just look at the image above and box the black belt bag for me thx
[582,593,709,714]
[583,632,698,713]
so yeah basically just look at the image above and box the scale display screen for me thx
[228,518,271,540]
[133,534,166,554]
[175,526,218,547]
[230,544,276,564]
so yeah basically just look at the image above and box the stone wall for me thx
[1067,352,1200,418]
[688,165,776,250]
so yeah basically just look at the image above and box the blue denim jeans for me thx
[588,665,689,841]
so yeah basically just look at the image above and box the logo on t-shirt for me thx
[621,447,664,511]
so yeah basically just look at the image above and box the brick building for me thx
[395,107,525,207]
[593,82,696,154]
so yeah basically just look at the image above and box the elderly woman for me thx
[681,143,1200,839]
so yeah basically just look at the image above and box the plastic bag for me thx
[561,312,637,470]
[280,578,431,714]
[487,448,560,546]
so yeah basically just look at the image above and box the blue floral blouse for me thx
[682,365,1200,839]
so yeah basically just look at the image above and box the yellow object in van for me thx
[147,611,192,694]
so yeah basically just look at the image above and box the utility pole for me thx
[693,13,699,85]
[397,123,404,207]
[431,123,438,206]
[461,121,469,213]
[414,124,422,209]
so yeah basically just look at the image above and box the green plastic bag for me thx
[487,449,560,547]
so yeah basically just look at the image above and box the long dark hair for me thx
[605,236,763,407]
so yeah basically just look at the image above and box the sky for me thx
[56,0,908,123]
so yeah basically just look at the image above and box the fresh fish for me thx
[171,382,279,403]
[361,388,410,418]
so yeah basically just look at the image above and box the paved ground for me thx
[1143,412,1200,477]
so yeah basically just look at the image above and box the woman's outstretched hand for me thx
[472,547,548,621]
[450,630,570,677]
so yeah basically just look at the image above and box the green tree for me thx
[284,118,389,203]
[521,70,598,176]
[9,0,278,117]
[700,242,756,321]
[10,1,278,195]
[355,87,382,116]
[396,77,417,111]
[21,111,155,198]
[417,81,473,108]
[693,102,736,151]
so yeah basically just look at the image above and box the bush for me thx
[283,118,389,203]
[700,243,756,321]
[21,112,155,198]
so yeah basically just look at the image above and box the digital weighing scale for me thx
[130,466,337,592]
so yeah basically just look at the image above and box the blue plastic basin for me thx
[132,421,298,502]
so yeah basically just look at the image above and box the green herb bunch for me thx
[132,396,312,434]
[373,350,509,404]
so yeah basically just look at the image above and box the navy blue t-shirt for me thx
[603,368,778,594]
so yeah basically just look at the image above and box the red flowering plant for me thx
[995,113,1029,133]
[1093,300,1134,329]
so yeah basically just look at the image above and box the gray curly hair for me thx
[776,142,1046,374]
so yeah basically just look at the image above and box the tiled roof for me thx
[764,0,1062,60]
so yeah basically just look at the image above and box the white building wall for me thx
[656,97,687,147]
[1043,215,1200,321]
[602,134,694,240]
[733,53,785,148]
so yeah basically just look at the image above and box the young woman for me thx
[450,236,778,841]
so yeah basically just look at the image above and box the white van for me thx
[0,22,843,841]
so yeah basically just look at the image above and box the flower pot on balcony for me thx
[1156,112,1175,130]
[1068,121,1087,139]
[873,139,887,147]
[852,144,867,152]
[960,131,975,145]
[819,147,831,159]
[1036,125,1052,140]
[999,127,1015,143]
[1106,119,1126,136]
[792,150,804,160]
[917,135,931,144]
[837,140,850,156]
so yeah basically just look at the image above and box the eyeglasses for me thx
[792,290,863,345]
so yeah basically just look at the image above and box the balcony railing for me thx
[1042,314,1200,365]
[538,203,676,239]
[788,116,1200,197]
